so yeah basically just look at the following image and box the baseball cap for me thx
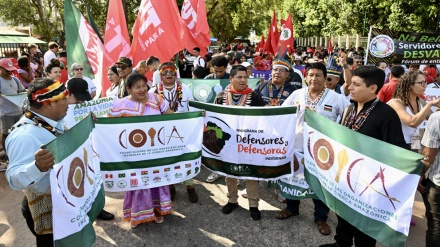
[0,58,17,71]
[241,62,252,67]
[67,78,92,101]
[116,57,133,67]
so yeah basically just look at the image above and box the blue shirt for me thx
[254,79,301,105]
[6,112,66,194]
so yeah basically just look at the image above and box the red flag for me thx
[257,34,265,52]
[181,0,211,56]
[102,0,132,96]
[131,0,185,65]
[263,10,279,55]
[328,37,333,54]
[278,13,294,53]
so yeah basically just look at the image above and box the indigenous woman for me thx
[17,56,34,88]
[108,73,174,229]
[150,62,198,202]
[106,65,121,97]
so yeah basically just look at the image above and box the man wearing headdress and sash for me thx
[5,78,104,246]
[278,62,350,235]
[214,65,266,220]
[325,52,351,99]
[149,62,199,203]
[254,51,302,106]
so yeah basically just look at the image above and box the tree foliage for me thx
[1,0,439,47]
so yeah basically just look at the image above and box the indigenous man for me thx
[320,66,407,247]
[116,57,133,98]
[6,78,104,246]
[281,62,350,235]
[254,53,301,106]
[324,52,351,98]
[149,62,198,203]
[216,65,266,220]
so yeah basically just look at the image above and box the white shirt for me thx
[149,82,193,113]
[282,87,350,152]
[193,56,205,69]
[82,76,97,93]
[43,50,56,68]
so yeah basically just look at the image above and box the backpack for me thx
[0,76,21,94]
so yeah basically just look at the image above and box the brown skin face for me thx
[161,69,177,87]
[127,79,149,103]
[271,67,289,86]
[230,71,248,91]
[306,68,326,94]
[325,75,340,90]
[348,76,377,104]
[213,65,227,78]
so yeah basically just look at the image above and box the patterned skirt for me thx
[123,186,172,226]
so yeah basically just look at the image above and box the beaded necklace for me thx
[306,88,327,107]
[269,83,285,106]
[226,93,248,106]
[158,82,183,111]
[342,98,379,131]
[10,110,65,136]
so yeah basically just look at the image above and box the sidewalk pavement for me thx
[0,167,427,247]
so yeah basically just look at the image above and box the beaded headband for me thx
[31,81,69,103]
[159,63,177,74]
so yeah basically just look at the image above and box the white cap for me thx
[241,62,252,67]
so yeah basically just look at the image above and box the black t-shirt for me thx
[342,98,407,148]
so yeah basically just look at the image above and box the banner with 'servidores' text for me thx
[366,27,440,65]
[304,110,423,247]
[190,101,297,180]
[93,111,203,192]
[47,115,105,246]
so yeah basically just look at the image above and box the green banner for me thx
[304,109,423,246]
[180,78,260,103]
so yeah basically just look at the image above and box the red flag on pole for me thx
[263,10,279,55]
[328,37,333,54]
[131,0,185,64]
[278,13,294,53]
[181,0,211,56]
[102,0,132,96]
[257,34,265,52]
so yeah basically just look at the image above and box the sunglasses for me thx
[326,77,333,81]
[117,65,128,70]
[273,68,288,73]
[74,68,84,71]
[161,71,177,76]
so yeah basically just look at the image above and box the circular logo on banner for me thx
[280,28,292,41]
[194,84,213,102]
[369,35,394,58]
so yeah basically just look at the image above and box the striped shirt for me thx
[421,111,440,186]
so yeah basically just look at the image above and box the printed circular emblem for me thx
[67,157,85,197]
[129,129,147,147]
[117,180,127,188]
[280,28,292,41]
[369,35,394,58]
[313,139,335,170]
[8,61,13,67]
[194,84,213,102]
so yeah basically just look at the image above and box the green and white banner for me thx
[275,151,318,200]
[1,92,27,108]
[304,110,423,246]
[190,101,297,180]
[180,78,260,103]
[47,115,105,246]
[93,112,203,192]
[65,96,117,128]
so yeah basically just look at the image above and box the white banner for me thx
[65,96,116,128]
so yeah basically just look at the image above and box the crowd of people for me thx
[1,40,440,247]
